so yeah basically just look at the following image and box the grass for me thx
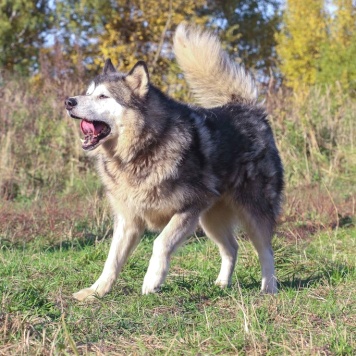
[1,225,355,355]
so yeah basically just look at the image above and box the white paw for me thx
[72,288,99,301]
[214,278,230,288]
[141,281,161,295]
[142,257,168,295]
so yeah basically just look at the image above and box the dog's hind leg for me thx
[142,210,199,294]
[238,207,277,294]
[199,200,238,287]
[73,214,144,301]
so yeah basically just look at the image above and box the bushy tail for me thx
[173,23,258,108]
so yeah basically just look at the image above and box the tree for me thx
[317,0,356,94]
[275,0,328,90]
[0,0,51,75]
[4,0,283,85]
[36,0,211,88]
[91,0,210,89]
[43,0,282,86]
[212,0,281,77]
[332,0,356,47]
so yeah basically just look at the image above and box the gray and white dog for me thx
[65,24,283,301]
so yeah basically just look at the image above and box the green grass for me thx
[1,227,355,355]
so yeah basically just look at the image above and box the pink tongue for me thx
[80,120,106,135]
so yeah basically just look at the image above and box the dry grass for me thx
[1,74,355,200]
[0,192,112,246]
[0,75,89,199]
[268,85,355,186]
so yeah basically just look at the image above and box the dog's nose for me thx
[65,97,77,110]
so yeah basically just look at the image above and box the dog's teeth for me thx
[80,138,85,143]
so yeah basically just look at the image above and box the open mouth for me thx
[80,119,111,150]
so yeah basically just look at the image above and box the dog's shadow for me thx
[162,261,353,295]
[277,262,353,291]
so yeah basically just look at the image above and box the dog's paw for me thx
[214,278,230,288]
[261,285,278,295]
[141,281,161,295]
[142,263,167,295]
[261,279,278,294]
[72,288,98,301]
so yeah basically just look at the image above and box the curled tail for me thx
[173,23,258,108]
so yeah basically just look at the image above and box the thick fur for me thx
[65,24,283,301]
[173,23,258,107]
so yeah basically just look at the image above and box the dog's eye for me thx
[99,94,109,99]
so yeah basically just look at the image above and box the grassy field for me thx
[1,216,355,355]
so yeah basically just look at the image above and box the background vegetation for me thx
[0,0,355,354]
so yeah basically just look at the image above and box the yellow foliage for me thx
[91,0,209,92]
[332,0,356,46]
[275,0,328,91]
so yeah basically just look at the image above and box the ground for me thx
[0,187,355,355]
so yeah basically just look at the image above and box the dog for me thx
[65,24,283,301]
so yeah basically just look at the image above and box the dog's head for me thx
[65,59,149,151]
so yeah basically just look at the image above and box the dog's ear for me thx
[103,59,117,74]
[125,61,149,97]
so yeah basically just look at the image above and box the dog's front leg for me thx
[142,210,200,294]
[73,215,144,301]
